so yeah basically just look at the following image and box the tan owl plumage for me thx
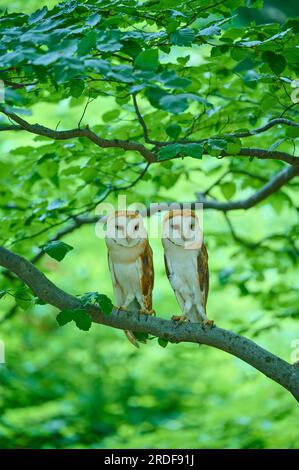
[105,211,154,346]
[162,209,213,326]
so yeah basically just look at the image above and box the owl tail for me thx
[124,330,140,348]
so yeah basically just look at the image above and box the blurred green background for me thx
[0,0,299,449]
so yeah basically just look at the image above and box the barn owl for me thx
[162,209,213,326]
[105,211,154,347]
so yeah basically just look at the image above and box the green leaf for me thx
[206,139,228,156]
[286,127,299,138]
[170,28,195,46]
[226,138,242,154]
[28,6,48,25]
[53,58,83,83]
[37,159,59,178]
[73,309,92,331]
[96,294,113,315]
[159,95,188,114]
[41,241,73,262]
[133,332,149,343]
[262,51,286,75]
[177,55,190,65]
[56,309,74,326]
[102,109,121,122]
[158,338,168,348]
[70,79,85,98]
[14,286,33,311]
[80,292,113,314]
[221,182,236,200]
[57,308,92,331]
[121,40,142,59]
[182,143,203,159]
[77,31,97,56]
[166,123,181,139]
[197,24,221,37]
[145,87,168,109]
[86,13,101,27]
[159,93,211,114]
[158,144,183,161]
[163,76,191,89]
[135,49,159,72]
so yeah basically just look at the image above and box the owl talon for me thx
[202,319,214,329]
[172,315,188,325]
[139,308,155,316]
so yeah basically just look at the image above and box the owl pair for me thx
[105,209,213,346]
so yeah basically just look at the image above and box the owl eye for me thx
[190,223,195,230]
[134,224,139,231]
[115,224,119,230]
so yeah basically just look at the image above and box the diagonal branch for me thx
[0,109,157,163]
[197,164,299,211]
[223,117,299,139]
[149,165,299,213]
[0,246,298,402]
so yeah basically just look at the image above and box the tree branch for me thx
[0,109,157,163]
[223,117,299,138]
[132,94,161,146]
[0,246,298,402]
[148,165,299,213]
[223,147,299,166]
[1,110,298,166]
[197,165,299,211]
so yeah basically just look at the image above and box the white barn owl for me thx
[162,209,213,326]
[105,211,154,346]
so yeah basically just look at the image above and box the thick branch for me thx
[0,246,299,402]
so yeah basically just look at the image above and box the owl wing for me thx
[164,252,185,312]
[107,252,125,307]
[197,242,209,308]
[138,240,154,311]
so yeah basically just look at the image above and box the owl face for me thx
[162,210,202,249]
[106,211,147,247]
